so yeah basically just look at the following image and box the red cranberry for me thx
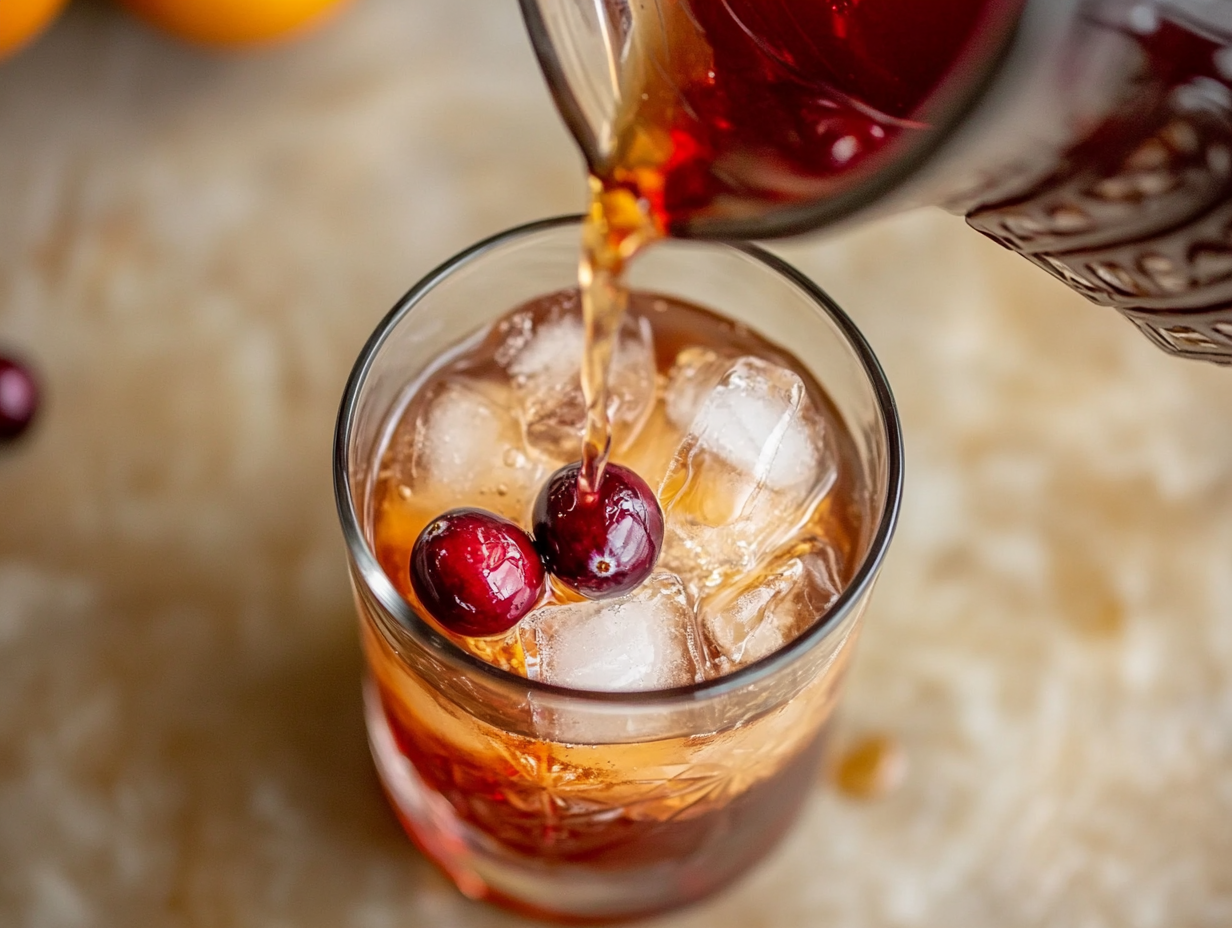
[532,462,664,600]
[0,356,39,442]
[410,508,545,638]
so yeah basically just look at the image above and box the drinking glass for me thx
[333,215,903,923]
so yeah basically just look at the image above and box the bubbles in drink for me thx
[520,572,704,692]
[657,352,838,598]
[497,292,657,462]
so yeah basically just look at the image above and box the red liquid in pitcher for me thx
[601,0,1018,234]
[603,2,1232,356]
[580,0,1020,465]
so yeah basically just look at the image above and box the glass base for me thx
[362,679,803,924]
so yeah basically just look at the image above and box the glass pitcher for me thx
[520,0,1232,364]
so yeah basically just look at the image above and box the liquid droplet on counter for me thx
[833,734,907,799]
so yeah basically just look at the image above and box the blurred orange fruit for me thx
[0,0,71,59]
[117,0,352,46]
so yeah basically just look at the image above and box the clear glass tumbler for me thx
[333,216,903,923]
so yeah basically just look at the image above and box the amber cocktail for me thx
[334,216,901,923]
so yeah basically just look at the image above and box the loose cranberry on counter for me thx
[0,356,39,442]
[410,508,546,638]
[532,462,664,600]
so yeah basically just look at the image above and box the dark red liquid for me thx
[380,683,826,867]
[376,680,829,923]
[609,0,1016,234]
[709,0,995,118]
[604,1,1232,359]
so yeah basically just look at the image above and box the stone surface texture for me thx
[2,1,1231,926]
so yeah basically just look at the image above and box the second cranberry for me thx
[532,462,664,599]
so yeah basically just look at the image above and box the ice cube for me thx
[699,537,843,670]
[520,573,704,692]
[657,356,838,595]
[669,353,826,493]
[405,376,548,523]
[663,346,729,433]
[500,296,656,461]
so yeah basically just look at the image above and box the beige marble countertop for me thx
[2,2,1232,926]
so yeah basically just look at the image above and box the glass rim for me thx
[333,214,904,707]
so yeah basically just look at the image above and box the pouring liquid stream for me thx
[573,0,992,493]
[577,178,659,497]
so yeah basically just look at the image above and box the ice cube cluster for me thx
[401,301,846,691]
